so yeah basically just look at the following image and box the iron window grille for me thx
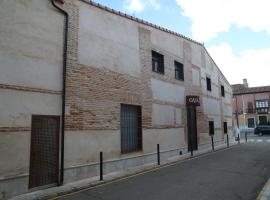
[206,77,212,91]
[120,104,142,153]
[175,61,184,81]
[152,50,164,74]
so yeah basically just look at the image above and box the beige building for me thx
[232,79,270,132]
[0,0,233,198]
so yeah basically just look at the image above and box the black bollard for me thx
[226,134,229,148]
[100,152,103,181]
[238,134,240,145]
[211,135,214,151]
[157,144,160,165]
[245,132,247,143]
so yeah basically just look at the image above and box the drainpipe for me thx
[50,0,68,186]
[235,96,239,128]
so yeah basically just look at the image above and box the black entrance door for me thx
[259,116,267,125]
[187,107,198,151]
[29,115,60,189]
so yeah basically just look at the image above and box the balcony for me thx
[256,107,269,114]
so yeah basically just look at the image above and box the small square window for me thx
[152,51,164,74]
[221,85,225,97]
[175,61,184,81]
[223,122,227,134]
[206,77,211,91]
[209,121,214,135]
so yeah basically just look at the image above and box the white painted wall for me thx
[0,132,30,177]
[191,43,202,67]
[211,85,220,98]
[0,89,61,127]
[175,108,182,125]
[203,97,221,116]
[65,130,121,167]
[192,68,200,86]
[150,28,183,58]
[151,79,185,104]
[152,104,175,126]
[78,6,141,78]
[223,103,233,117]
[143,128,185,153]
[0,0,63,91]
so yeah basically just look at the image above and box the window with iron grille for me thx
[152,50,164,74]
[247,118,255,128]
[209,121,214,135]
[206,77,211,91]
[221,85,225,97]
[120,104,142,153]
[175,61,184,81]
[223,122,227,134]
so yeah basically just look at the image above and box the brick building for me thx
[232,79,270,131]
[0,0,233,198]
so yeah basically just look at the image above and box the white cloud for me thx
[207,43,270,87]
[176,0,270,42]
[123,0,161,13]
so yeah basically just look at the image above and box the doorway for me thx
[187,107,198,151]
[29,115,60,189]
[259,116,267,125]
[120,104,142,153]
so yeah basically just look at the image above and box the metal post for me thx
[157,144,160,165]
[100,152,103,181]
[237,134,240,145]
[245,132,247,143]
[211,135,214,151]
[226,134,229,148]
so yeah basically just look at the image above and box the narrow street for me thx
[57,138,270,200]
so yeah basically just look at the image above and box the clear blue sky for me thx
[94,0,270,87]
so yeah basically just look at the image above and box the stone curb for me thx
[257,178,270,200]
[10,142,239,200]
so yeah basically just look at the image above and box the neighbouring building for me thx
[0,0,233,198]
[232,79,270,131]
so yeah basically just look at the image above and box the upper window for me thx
[221,85,225,97]
[152,51,164,74]
[206,77,212,91]
[256,100,269,114]
[223,122,228,134]
[175,61,184,81]
[256,100,269,108]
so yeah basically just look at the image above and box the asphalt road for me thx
[58,139,270,200]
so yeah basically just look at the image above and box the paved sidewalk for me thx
[257,178,270,200]
[55,142,270,200]
[11,142,236,200]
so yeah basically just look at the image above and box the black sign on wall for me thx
[186,96,200,107]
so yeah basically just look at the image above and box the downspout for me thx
[235,96,239,128]
[50,0,68,186]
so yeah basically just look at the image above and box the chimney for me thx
[243,79,248,87]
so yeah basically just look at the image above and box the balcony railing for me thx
[233,108,269,115]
